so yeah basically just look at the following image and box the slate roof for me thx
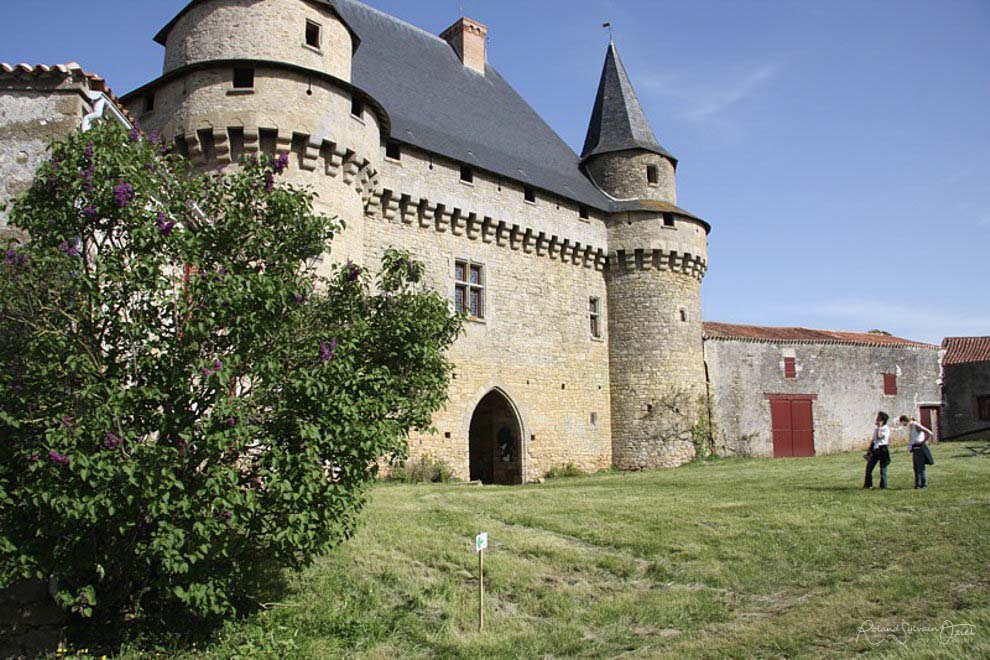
[329,0,612,210]
[942,336,990,365]
[581,42,673,162]
[703,322,937,349]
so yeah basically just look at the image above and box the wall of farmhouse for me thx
[705,339,942,456]
[0,76,88,236]
[942,362,990,441]
[367,146,613,480]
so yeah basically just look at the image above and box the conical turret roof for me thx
[581,41,673,162]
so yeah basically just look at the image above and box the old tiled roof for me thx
[581,42,673,163]
[703,322,938,349]
[942,336,990,365]
[0,62,135,125]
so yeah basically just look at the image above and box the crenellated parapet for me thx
[369,188,610,271]
[608,248,708,281]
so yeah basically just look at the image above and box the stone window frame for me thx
[460,164,474,185]
[977,395,990,421]
[589,297,603,340]
[385,141,402,162]
[454,259,485,321]
[231,67,255,91]
[305,19,323,52]
[783,357,797,379]
[579,206,590,222]
[663,212,676,229]
[647,163,660,186]
[524,186,537,205]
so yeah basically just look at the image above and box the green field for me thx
[127,445,988,658]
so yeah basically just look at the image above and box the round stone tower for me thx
[122,0,386,268]
[583,42,710,469]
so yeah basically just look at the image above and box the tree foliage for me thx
[0,123,461,621]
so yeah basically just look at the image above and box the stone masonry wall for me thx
[369,146,613,481]
[705,339,942,456]
[162,0,353,81]
[942,361,990,440]
[0,79,88,234]
[585,150,676,204]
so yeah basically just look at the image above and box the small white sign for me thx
[476,532,488,553]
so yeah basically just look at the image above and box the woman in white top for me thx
[864,411,891,489]
[899,415,935,489]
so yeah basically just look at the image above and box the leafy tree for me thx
[0,123,461,622]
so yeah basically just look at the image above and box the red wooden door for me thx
[770,397,816,457]
[791,400,815,457]
[770,400,793,458]
[920,406,940,443]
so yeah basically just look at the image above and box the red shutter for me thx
[784,357,796,379]
[883,373,897,396]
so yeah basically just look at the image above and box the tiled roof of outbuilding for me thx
[942,336,990,365]
[581,42,674,162]
[703,322,937,349]
[0,62,135,125]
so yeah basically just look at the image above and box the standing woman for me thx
[899,415,935,489]
[864,411,891,489]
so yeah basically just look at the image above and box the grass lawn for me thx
[127,445,988,658]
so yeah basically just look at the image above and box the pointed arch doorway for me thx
[469,389,524,485]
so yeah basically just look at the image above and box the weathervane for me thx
[602,22,613,40]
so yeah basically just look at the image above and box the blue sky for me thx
[3,0,987,344]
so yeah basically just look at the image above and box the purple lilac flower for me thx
[202,367,214,377]
[104,432,123,450]
[226,417,237,428]
[82,205,98,219]
[219,510,232,521]
[61,416,74,429]
[345,261,361,283]
[49,451,70,466]
[83,142,94,160]
[218,267,227,277]
[28,454,40,463]
[129,125,142,143]
[156,213,175,237]
[113,182,134,207]
[319,338,338,364]
[273,152,290,175]
[146,161,156,173]
[4,249,28,268]
[293,293,305,305]
[59,241,81,258]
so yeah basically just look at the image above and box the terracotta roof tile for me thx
[703,322,937,349]
[942,336,990,365]
[0,62,135,125]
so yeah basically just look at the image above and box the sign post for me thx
[476,532,488,631]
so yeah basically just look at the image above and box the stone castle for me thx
[2,0,947,484]
[115,0,711,483]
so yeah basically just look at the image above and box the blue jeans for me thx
[865,447,890,488]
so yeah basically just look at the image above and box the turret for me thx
[584,42,711,469]
[122,0,387,268]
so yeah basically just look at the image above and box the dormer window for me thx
[305,20,322,49]
[647,164,660,185]
[232,67,254,89]
[351,95,364,118]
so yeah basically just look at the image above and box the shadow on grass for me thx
[64,564,291,656]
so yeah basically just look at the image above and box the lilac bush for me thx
[0,122,461,623]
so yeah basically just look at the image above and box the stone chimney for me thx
[440,17,488,74]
